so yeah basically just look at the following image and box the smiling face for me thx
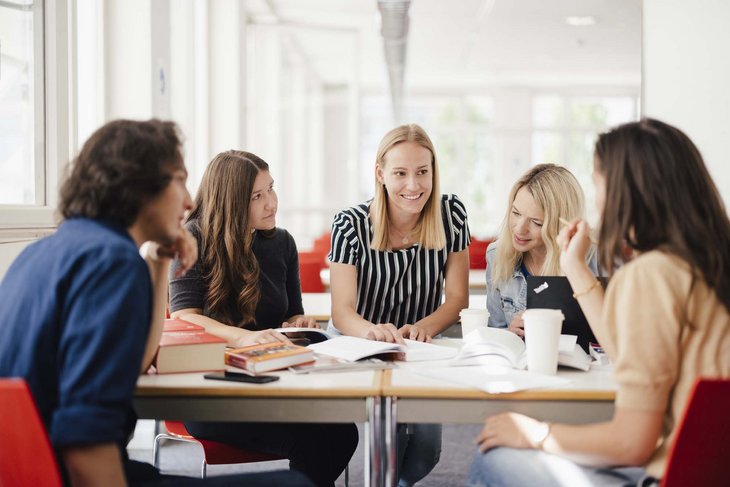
[509,186,546,255]
[248,170,278,231]
[376,141,434,217]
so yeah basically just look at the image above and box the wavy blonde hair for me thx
[187,150,273,327]
[492,164,586,284]
[371,124,445,250]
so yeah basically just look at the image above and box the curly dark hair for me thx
[59,119,184,226]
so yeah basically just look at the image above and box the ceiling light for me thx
[565,16,596,27]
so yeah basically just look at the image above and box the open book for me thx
[308,336,458,362]
[452,327,592,371]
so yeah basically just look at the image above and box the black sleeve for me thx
[169,222,207,313]
[284,231,304,318]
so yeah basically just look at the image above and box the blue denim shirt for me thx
[485,241,600,328]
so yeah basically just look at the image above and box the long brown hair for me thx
[371,124,445,250]
[492,164,587,283]
[595,118,730,312]
[187,150,272,326]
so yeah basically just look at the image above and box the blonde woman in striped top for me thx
[328,123,470,487]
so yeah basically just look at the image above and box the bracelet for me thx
[572,279,600,299]
[534,422,552,450]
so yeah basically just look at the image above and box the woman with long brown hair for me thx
[468,119,730,486]
[169,150,357,487]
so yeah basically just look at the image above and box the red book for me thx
[225,343,315,374]
[163,318,205,333]
[156,331,226,374]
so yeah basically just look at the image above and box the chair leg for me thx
[344,464,349,487]
[152,434,163,469]
[201,461,207,478]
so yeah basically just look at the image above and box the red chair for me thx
[660,378,730,486]
[153,420,283,478]
[0,378,63,487]
[468,238,491,269]
[312,231,332,256]
[299,252,326,293]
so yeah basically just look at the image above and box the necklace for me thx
[390,225,416,245]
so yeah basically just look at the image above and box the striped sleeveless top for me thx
[328,194,470,328]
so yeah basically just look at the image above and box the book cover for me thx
[156,331,226,374]
[225,343,315,374]
[163,318,205,332]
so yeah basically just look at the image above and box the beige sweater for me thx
[601,251,730,478]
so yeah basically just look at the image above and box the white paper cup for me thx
[523,309,564,375]
[459,309,490,338]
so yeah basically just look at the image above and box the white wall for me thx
[643,0,730,204]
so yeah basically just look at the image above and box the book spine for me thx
[225,354,254,372]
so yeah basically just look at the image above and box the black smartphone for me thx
[204,371,279,384]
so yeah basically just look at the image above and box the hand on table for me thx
[233,328,292,347]
[363,323,404,344]
[399,324,432,342]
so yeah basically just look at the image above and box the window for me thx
[0,0,43,206]
[532,94,639,222]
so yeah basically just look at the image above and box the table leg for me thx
[384,396,398,487]
[366,396,382,487]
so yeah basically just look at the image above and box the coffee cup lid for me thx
[523,308,564,320]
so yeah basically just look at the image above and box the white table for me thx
[380,358,616,486]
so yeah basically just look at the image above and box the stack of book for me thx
[155,318,227,374]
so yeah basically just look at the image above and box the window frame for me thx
[0,0,70,233]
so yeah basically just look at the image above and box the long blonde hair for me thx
[370,124,445,250]
[187,150,272,327]
[492,164,586,283]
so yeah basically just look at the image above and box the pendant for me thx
[402,236,409,244]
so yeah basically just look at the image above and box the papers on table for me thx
[403,339,458,362]
[308,336,458,362]
[414,365,571,394]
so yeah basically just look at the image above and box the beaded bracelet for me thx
[572,279,600,298]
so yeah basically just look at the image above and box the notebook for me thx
[525,276,607,353]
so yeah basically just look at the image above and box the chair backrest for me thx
[299,253,326,293]
[468,239,491,269]
[0,378,63,487]
[661,378,730,486]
